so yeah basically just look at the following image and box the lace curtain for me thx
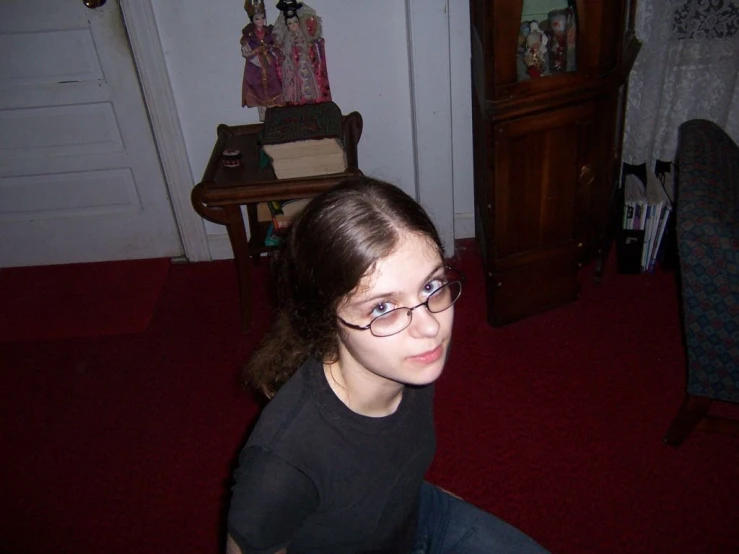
[622,0,739,164]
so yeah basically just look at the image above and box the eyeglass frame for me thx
[337,266,465,338]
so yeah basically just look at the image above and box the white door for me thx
[0,0,183,267]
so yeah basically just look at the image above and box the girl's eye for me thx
[370,302,396,318]
[422,278,445,298]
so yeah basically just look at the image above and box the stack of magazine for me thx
[621,170,674,273]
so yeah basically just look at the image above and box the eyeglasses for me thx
[337,267,465,338]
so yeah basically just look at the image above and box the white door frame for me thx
[405,0,455,256]
[120,0,210,262]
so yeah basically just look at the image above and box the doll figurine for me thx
[566,9,577,72]
[273,1,332,105]
[240,0,283,117]
[518,21,530,52]
[548,10,568,73]
[524,21,548,78]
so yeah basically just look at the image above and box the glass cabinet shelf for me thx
[518,0,577,81]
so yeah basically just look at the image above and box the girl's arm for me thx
[226,534,244,554]
[227,447,318,554]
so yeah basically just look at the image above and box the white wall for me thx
[449,1,474,240]
[151,0,473,259]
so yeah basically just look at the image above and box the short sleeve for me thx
[227,446,319,554]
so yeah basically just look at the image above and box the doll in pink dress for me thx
[273,0,331,105]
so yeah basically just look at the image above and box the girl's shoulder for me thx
[247,359,322,446]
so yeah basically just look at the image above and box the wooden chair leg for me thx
[664,395,713,447]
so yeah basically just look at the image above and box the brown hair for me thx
[244,176,444,397]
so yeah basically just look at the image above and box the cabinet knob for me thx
[83,0,106,8]
[580,164,595,186]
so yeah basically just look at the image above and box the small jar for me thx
[222,149,242,168]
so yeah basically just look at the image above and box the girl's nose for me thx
[407,305,441,338]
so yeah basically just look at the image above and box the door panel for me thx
[0,0,182,267]
[492,102,595,260]
[0,104,123,158]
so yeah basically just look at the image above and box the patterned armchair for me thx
[664,119,739,447]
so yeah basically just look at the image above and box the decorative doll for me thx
[240,0,283,119]
[547,9,568,73]
[273,1,332,105]
[566,9,577,72]
[518,21,530,52]
[517,22,531,80]
[523,21,548,78]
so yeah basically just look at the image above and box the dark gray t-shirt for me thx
[228,358,436,553]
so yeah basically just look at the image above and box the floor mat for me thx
[0,258,171,341]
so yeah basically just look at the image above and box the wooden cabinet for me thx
[470,0,640,326]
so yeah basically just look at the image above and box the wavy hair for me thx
[244,176,444,398]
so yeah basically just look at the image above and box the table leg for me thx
[245,203,261,267]
[223,205,252,332]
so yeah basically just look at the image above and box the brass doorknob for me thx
[579,164,595,186]
[83,0,106,8]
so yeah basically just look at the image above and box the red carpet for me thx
[1,244,738,553]
[0,258,170,342]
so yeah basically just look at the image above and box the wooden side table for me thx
[191,112,363,331]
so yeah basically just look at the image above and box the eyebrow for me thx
[351,264,446,308]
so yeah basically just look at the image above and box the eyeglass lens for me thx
[370,280,462,336]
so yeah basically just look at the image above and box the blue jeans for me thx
[412,482,549,554]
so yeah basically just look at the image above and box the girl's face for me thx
[253,13,265,28]
[335,233,454,388]
[287,17,299,32]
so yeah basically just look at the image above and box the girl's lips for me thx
[408,345,443,364]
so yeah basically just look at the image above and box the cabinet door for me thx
[492,102,596,264]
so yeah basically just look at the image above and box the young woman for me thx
[226,177,548,554]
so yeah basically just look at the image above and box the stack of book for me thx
[620,170,674,273]
[261,102,347,179]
